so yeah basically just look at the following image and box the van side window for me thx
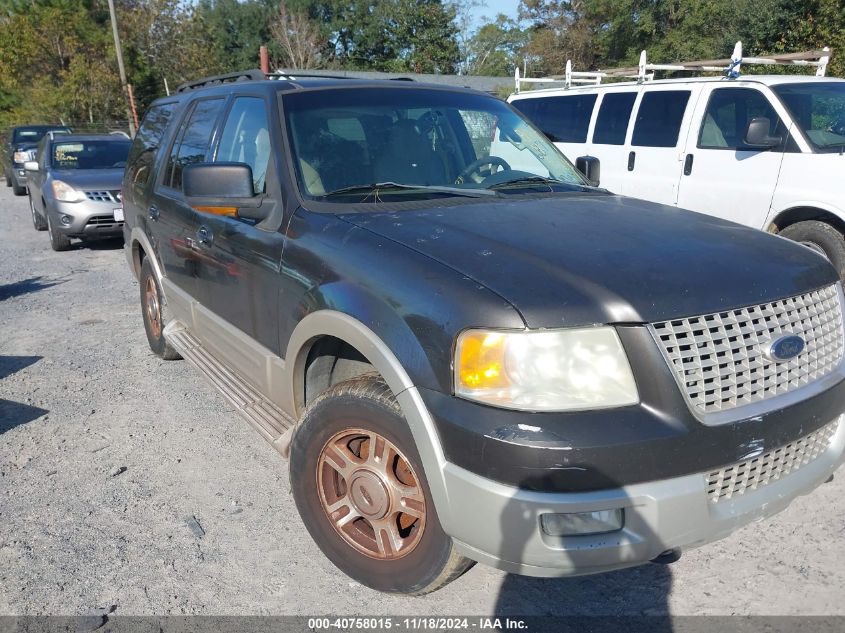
[126,102,177,186]
[698,88,785,150]
[215,97,271,194]
[512,94,597,143]
[592,92,637,145]
[632,91,691,148]
[163,98,225,191]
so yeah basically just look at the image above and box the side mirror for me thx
[182,162,267,221]
[744,117,782,148]
[576,155,600,187]
[23,161,39,172]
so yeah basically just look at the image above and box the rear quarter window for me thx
[512,94,597,143]
[126,102,178,186]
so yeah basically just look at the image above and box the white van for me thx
[508,71,845,278]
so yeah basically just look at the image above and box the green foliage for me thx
[1,0,843,132]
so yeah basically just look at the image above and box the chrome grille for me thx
[651,285,844,415]
[706,419,838,503]
[84,190,120,203]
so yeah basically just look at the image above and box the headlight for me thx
[52,180,83,202]
[454,327,639,411]
[13,150,29,163]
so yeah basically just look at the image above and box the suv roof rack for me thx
[175,69,267,93]
[514,41,832,93]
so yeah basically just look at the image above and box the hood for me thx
[51,169,124,191]
[340,193,838,328]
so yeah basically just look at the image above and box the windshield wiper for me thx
[486,176,572,190]
[321,182,496,199]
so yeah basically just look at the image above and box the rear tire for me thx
[779,221,845,281]
[46,213,71,251]
[139,257,182,360]
[29,195,46,231]
[290,376,474,595]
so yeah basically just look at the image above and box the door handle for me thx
[627,151,636,171]
[683,153,694,176]
[148,205,159,221]
[196,225,213,247]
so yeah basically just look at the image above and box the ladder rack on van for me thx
[514,41,831,93]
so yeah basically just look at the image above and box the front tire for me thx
[12,180,26,196]
[29,195,46,231]
[780,220,845,280]
[139,257,181,360]
[290,376,473,594]
[4,169,11,187]
[46,213,71,251]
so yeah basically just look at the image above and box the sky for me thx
[468,0,521,29]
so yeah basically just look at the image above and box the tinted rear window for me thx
[631,91,691,147]
[127,102,178,186]
[592,92,637,145]
[512,94,597,143]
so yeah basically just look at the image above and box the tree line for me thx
[1,0,843,131]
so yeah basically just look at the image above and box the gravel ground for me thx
[1,184,844,617]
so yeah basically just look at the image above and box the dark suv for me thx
[123,70,845,594]
[3,125,71,195]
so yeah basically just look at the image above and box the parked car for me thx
[2,124,71,195]
[122,70,845,594]
[25,134,131,251]
[508,75,845,279]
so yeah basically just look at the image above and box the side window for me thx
[631,90,691,148]
[126,102,177,186]
[214,97,271,194]
[592,92,637,145]
[698,88,784,150]
[512,94,597,143]
[163,98,225,191]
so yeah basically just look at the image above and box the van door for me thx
[586,90,638,193]
[622,85,701,205]
[676,85,789,228]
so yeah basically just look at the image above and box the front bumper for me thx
[442,414,845,576]
[11,163,27,187]
[49,199,124,238]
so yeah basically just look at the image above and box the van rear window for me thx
[512,94,597,143]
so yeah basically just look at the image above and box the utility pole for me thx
[107,0,137,137]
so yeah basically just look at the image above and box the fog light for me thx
[540,509,624,536]
[17,170,25,176]
[60,215,72,225]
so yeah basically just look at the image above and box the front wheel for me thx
[780,220,845,280]
[46,213,71,251]
[290,377,473,594]
[29,195,46,231]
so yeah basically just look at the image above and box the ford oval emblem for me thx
[766,334,805,363]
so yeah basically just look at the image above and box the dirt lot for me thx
[1,184,844,618]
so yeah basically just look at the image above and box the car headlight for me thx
[52,180,83,202]
[13,150,29,163]
[454,327,639,411]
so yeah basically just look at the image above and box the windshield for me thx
[283,87,587,202]
[13,127,70,144]
[773,82,845,151]
[52,140,131,170]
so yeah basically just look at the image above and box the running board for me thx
[164,322,296,457]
